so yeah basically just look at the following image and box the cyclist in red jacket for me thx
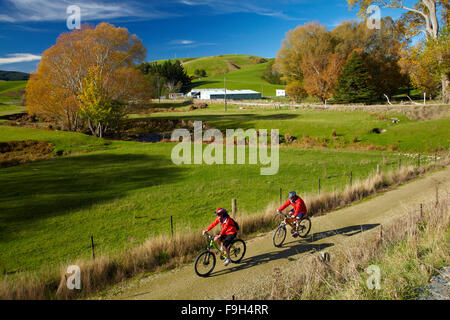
[277,191,307,237]
[202,208,238,266]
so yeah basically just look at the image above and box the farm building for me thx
[276,89,286,97]
[188,89,262,100]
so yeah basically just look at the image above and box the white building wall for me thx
[276,89,286,97]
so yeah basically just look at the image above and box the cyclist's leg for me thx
[294,214,304,232]
[222,234,237,259]
[216,234,225,255]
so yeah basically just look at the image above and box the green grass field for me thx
[0,104,26,117]
[0,80,27,107]
[145,103,450,153]
[0,80,448,276]
[0,123,421,273]
[0,81,27,95]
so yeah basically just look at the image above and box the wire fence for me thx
[81,152,446,261]
[3,152,447,275]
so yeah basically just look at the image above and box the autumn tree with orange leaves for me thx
[347,0,449,102]
[26,23,151,135]
[275,23,342,103]
[275,18,408,103]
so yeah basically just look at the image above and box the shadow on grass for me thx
[0,153,184,240]
[137,113,299,131]
[209,224,379,277]
[190,81,221,88]
[151,100,193,109]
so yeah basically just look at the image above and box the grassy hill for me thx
[191,61,286,97]
[154,54,269,77]
[0,70,29,81]
[152,54,285,97]
[0,80,27,106]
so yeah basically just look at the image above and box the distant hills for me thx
[0,70,30,81]
[151,54,286,97]
[153,54,269,77]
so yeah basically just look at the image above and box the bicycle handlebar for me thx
[203,233,215,241]
[276,211,291,219]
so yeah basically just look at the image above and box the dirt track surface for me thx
[100,167,449,300]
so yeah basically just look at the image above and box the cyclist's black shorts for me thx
[218,233,237,247]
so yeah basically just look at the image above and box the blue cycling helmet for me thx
[288,191,297,199]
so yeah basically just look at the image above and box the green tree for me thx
[138,60,192,94]
[262,61,285,85]
[78,66,125,137]
[333,52,378,104]
[331,18,409,99]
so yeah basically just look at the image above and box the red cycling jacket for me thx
[278,196,307,217]
[206,215,237,236]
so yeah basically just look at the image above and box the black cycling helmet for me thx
[288,191,297,199]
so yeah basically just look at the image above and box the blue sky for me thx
[0,0,405,73]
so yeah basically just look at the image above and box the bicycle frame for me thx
[205,234,226,257]
[277,212,297,229]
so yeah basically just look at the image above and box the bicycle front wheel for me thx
[273,226,287,247]
[228,239,246,263]
[298,218,311,238]
[194,251,216,277]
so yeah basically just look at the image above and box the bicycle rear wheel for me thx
[228,239,246,263]
[298,218,311,238]
[194,251,216,277]
[273,226,287,247]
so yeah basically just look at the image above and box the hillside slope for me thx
[0,81,27,95]
[191,61,285,97]
[0,70,29,81]
[154,54,268,77]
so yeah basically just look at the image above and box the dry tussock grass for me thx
[231,191,449,300]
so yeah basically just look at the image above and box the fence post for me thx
[399,158,401,170]
[435,186,439,207]
[350,171,353,186]
[91,235,95,260]
[279,188,282,205]
[318,178,321,195]
[170,216,174,238]
[232,198,237,219]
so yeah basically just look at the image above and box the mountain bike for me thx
[273,211,311,247]
[194,233,246,277]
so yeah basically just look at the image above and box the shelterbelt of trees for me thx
[276,0,449,104]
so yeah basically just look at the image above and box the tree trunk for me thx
[442,73,449,103]
[88,119,96,137]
